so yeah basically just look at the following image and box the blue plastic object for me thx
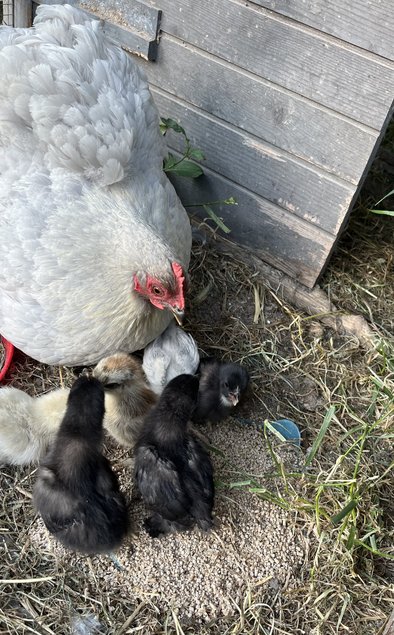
[270,419,301,446]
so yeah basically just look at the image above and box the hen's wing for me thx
[143,323,200,394]
[142,338,169,395]
[168,326,200,381]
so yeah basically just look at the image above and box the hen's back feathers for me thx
[0,4,163,183]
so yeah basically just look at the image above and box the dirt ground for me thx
[1,131,393,633]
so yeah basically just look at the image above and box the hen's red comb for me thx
[171,262,186,309]
[0,336,15,382]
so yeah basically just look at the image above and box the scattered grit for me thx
[30,419,305,624]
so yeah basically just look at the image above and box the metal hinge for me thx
[33,0,161,60]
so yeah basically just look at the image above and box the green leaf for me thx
[346,524,357,550]
[203,205,231,233]
[264,420,287,443]
[163,153,178,170]
[369,209,394,216]
[160,117,186,137]
[228,480,253,489]
[369,189,394,215]
[223,196,238,205]
[165,159,204,178]
[304,405,335,467]
[331,498,358,525]
[188,148,205,161]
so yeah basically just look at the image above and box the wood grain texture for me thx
[154,88,355,235]
[140,36,378,184]
[150,0,394,128]
[13,0,33,27]
[168,163,333,287]
[251,0,394,62]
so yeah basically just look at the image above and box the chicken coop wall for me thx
[1,1,14,25]
[13,0,394,288]
[1,0,32,26]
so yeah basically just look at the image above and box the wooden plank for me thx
[154,88,354,235]
[251,0,394,63]
[168,163,333,287]
[13,1,32,27]
[139,36,378,184]
[34,0,161,60]
[151,0,394,129]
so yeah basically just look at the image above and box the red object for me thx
[0,337,15,382]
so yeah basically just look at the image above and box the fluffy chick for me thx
[0,353,156,466]
[193,357,250,423]
[33,376,129,554]
[134,374,214,538]
[0,386,70,466]
[93,352,157,447]
[142,321,200,395]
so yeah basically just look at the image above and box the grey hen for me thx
[134,374,214,538]
[33,376,129,554]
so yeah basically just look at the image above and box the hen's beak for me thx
[171,306,185,326]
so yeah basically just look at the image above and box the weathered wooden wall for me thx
[138,0,394,286]
[27,1,394,285]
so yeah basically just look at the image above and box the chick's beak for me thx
[229,389,240,406]
[170,306,185,326]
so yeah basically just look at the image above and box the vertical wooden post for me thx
[13,0,33,27]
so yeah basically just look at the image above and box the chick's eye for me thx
[152,286,164,296]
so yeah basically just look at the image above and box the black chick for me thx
[134,374,214,538]
[193,357,250,423]
[33,375,129,554]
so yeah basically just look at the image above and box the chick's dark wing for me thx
[33,468,81,534]
[194,389,219,421]
[95,456,121,496]
[197,357,218,375]
[186,439,214,502]
[135,446,190,520]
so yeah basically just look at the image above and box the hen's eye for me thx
[152,286,163,296]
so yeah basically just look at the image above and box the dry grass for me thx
[1,132,394,633]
